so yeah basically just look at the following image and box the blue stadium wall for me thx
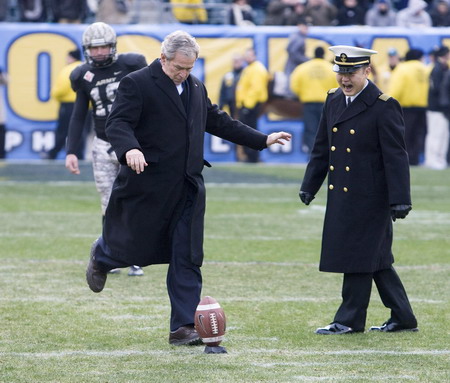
[1,22,449,162]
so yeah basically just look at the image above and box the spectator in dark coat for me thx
[50,0,88,23]
[284,19,309,79]
[337,0,367,25]
[18,0,48,22]
[304,0,338,25]
[429,0,450,26]
[426,46,450,169]
[228,0,255,25]
[365,0,398,26]
[219,54,245,119]
[264,0,307,25]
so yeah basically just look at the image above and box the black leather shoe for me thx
[86,239,107,293]
[315,322,362,335]
[169,325,203,346]
[369,321,418,332]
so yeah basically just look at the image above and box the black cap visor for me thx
[333,64,367,74]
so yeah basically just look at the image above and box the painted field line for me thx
[0,211,94,216]
[293,375,416,381]
[205,260,450,271]
[248,349,450,356]
[1,258,449,272]
[207,183,297,188]
[1,349,448,359]
[0,232,95,238]
[0,181,92,186]
[207,197,297,202]
[0,295,445,304]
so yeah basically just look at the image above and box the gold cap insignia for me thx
[340,53,347,62]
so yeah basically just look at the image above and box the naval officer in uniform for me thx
[299,45,418,334]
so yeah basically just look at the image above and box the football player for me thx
[65,22,147,276]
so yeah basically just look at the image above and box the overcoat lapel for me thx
[332,81,380,125]
[149,60,187,119]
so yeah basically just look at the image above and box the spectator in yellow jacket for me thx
[290,46,337,154]
[41,49,86,160]
[171,0,208,24]
[389,48,429,165]
[375,48,401,93]
[235,47,269,162]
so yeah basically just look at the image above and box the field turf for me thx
[0,161,449,383]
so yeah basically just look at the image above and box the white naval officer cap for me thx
[329,45,378,74]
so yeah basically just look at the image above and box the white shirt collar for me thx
[347,79,369,103]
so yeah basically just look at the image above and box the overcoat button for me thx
[345,166,350,171]
[343,187,348,192]
[333,127,338,132]
[331,146,336,151]
[330,165,334,171]
[350,129,355,134]
[346,148,351,153]
[329,184,334,190]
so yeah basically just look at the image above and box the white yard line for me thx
[1,349,448,359]
[292,375,416,381]
[1,258,449,271]
[0,296,445,304]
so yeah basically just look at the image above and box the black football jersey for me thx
[66,53,147,154]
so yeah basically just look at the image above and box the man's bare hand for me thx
[126,149,148,174]
[65,154,80,175]
[266,131,292,147]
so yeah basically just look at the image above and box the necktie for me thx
[180,82,188,111]
[347,97,352,107]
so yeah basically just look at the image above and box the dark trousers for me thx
[403,107,427,166]
[48,103,74,159]
[0,123,5,158]
[333,267,417,331]
[238,104,261,163]
[302,103,323,154]
[49,103,90,159]
[167,187,202,331]
[94,183,202,332]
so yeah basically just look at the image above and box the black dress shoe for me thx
[86,239,107,293]
[369,321,418,332]
[169,325,203,346]
[315,322,362,335]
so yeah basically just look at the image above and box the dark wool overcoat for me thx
[103,59,267,267]
[301,80,411,273]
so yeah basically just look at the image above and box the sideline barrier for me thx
[1,23,448,162]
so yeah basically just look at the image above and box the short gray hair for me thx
[161,30,200,60]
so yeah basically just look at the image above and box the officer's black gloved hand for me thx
[299,191,315,206]
[390,204,412,222]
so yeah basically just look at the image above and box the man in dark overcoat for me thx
[299,45,418,335]
[85,30,291,345]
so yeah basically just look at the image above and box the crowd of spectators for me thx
[0,0,130,24]
[1,0,450,27]
[1,0,449,167]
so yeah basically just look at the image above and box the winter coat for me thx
[301,81,411,273]
[103,59,268,267]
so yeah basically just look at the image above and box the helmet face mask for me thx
[82,22,117,67]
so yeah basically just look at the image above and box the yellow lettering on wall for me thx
[268,38,288,73]
[8,33,78,121]
[117,34,161,64]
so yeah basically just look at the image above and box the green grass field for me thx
[0,162,449,383]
